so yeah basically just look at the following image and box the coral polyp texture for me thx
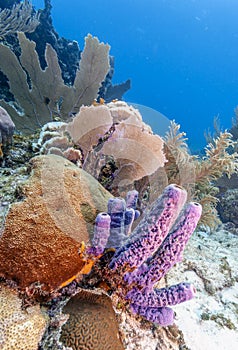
[0,154,111,294]
[88,184,202,326]
[0,285,48,350]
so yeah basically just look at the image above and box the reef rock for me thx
[0,154,112,293]
[217,188,238,227]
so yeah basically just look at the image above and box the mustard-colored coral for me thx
[0,285,48,350]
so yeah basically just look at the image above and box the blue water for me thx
[32,0,238,151]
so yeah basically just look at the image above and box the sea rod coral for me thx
[85,183,202,327]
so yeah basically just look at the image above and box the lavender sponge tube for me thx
[109,184,187,270]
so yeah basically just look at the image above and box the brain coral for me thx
[60,289,124,350]
[0,285,48,350]
[0,154,112,294]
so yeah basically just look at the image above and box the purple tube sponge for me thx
[87,212,111,256]
[130,304,175,326]
[106,190,140,248]
[124,202,202,288]
[109,184,187,270]
[126,190,140,219]
[88,185,202,327]
[89,189,140,254]
[127,283,195,326]
[126,282,196,308]
[106,197,127,248]
[124,207,135,236]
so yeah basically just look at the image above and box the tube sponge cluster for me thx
[87,189,140,255]
[89,184,202,326]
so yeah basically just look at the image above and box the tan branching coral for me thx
[0,285,48,350]
[193,131,238,228]
[0,33,110,132]
[0,1,40,37]
[163,120,196,198]
[164,121,238,229]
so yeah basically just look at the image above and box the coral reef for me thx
[1,147,237,349]
[0,1,131,126]
[165,227,238,350]
[36,183,201,349]
[36,113,238,230]
[0,154,112,294]
[0,284,48,350]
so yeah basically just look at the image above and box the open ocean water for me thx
[32,0,238,151]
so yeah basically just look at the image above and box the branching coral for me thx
[163,121,196,197]
[0,0,40,37]
[164,121,238,229]
[193,131,238,227]
[0,32,110,132]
